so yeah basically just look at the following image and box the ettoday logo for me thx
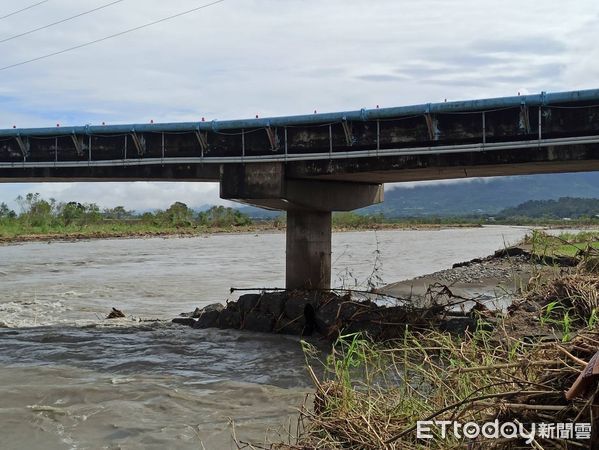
[416,420,591,443]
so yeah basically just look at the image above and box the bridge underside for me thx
[288,142,599,183]
[1,142,597,184]
[2,89,599,289]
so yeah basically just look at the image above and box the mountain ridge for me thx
[196,172,599,218]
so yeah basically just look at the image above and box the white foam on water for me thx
[0,292,114,328]
[110,377,137,385]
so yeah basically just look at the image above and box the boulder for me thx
[303,303,318,336]
[193,303,224,317]
[172,317,196,327]
[284,292,319,320]
[259,292,287,317]
[224,300,240,313]
[237,294,261,314]
[274,316,305,335]
[344,319,386,338]
[315,299,342,330]
[217,309,242,329]
[340,300,379,320]
[193,309,221,328]
[315,298,381,333]
[243,311,275,333]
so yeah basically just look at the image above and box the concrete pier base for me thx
[286,210,332,290]
[220,162,383,290]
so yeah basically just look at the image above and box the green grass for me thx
[527,230,599,258]
[288,327,591,449]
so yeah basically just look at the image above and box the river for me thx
[0,226,533,449]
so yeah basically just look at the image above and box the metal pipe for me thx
[2,88,599,137]
[284,127,288,161]
[376,119,380,156]
[328,124,333,158]
[482,112,486,146]
[538,107,542,142]
[241,128,245,161]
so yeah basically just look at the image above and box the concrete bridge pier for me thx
[286,209,332,290]
[220,163,383,290]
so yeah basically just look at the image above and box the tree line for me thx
[0,193,252,229]
[2,193,597,232]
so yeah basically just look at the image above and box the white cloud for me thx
[1,182,230,211]
[387,179,485,190]
[0,0,598,207]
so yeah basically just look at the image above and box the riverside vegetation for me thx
[0,194,481,242]
[0,193,260,241]
[227,230,599,449]
[2,193,598,243]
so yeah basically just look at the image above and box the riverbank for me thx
[2,220,596,246]
[0,221,488,245]
[266,232,599,449]
[168,229,599,447]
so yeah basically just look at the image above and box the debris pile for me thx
[271,327,599,449]
[106,307,125,319]
[173,290,466,339]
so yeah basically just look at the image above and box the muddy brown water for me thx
[0,226,538,449]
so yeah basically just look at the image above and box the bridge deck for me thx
[1,89,599,183]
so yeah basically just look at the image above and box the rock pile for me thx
[425,254,531,284]
[173,290,452,339]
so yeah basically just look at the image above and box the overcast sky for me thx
[0,0,597,211]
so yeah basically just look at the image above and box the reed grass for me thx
[262,232,599,450]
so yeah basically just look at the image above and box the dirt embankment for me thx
[0,225,282,245]
[0,223,485,245]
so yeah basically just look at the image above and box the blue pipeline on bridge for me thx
[1,88,599,179]
[2,88,599,137]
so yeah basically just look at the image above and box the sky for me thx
[0,0,597,211]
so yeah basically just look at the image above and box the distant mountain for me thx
[192,172,599,219]
[360,172,599,217]
[187,203,278,218]
[497,197,599,219]
[235,205,282,219]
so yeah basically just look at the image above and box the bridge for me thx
[2,88,599,290]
